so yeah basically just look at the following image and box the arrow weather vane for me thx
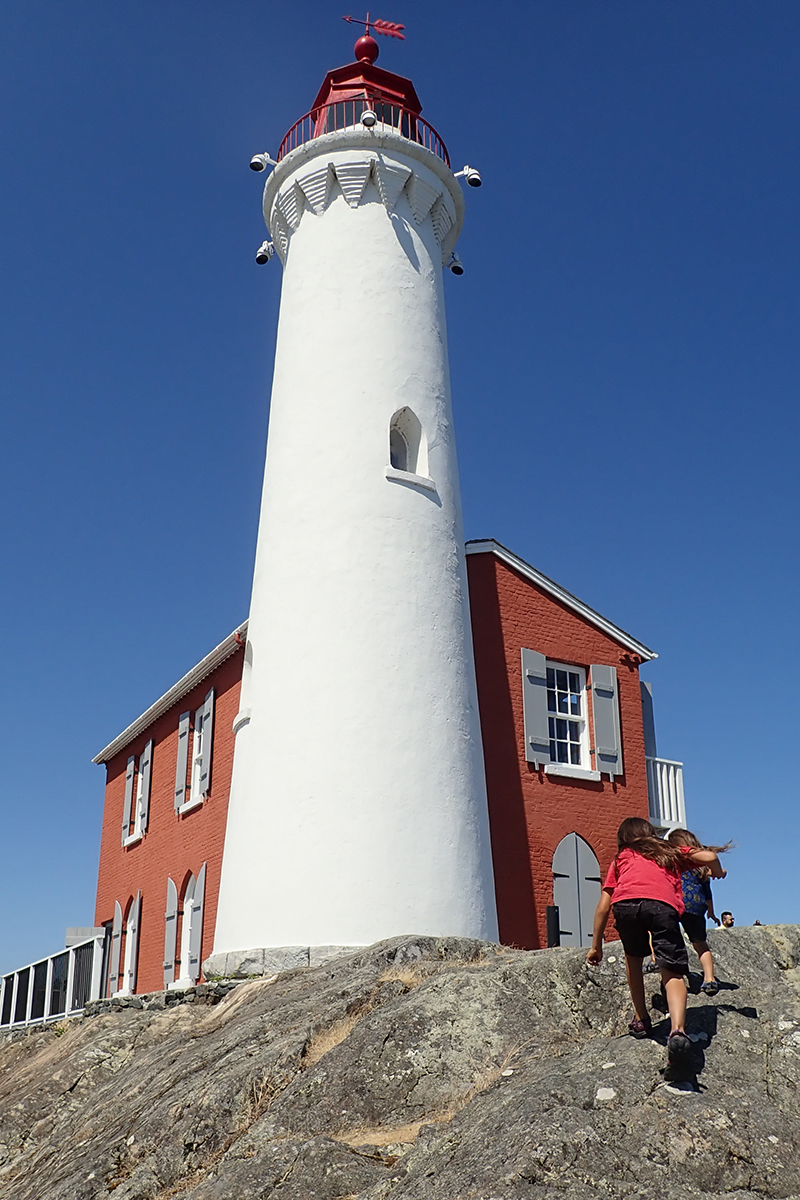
[342,13,406,40]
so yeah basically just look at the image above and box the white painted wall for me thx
[213,131,498,954]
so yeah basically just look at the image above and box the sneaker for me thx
[667,1031,693,1067]
[629,1016,652,1038]
[701,980,719,997]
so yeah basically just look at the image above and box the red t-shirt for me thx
[604,847,692,914]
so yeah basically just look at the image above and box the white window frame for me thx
[542,661,599,781]
[173,875,196,988]
[123,756,144,846]
[114,893,140,998]
[385,407,436,493]
[179,707,206,814]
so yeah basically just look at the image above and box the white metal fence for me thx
[646,756,686,832]
[0,935,106,1031]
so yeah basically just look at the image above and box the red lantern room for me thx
[277,27,448,164]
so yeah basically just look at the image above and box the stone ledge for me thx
[84,980,242,1017]
[203,944,364,979]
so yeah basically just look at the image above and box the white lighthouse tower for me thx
[210,29,497,971]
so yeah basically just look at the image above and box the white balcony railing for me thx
[646,756,686,832]
[0,935,106,1031]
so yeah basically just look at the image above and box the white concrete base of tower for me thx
[203,944,363,979]
[212,125,498,958]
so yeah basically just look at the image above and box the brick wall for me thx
[94,648,243,994]
[467,551,650,951]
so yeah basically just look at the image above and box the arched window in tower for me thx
[388,407,427,477]
[389,425,409,472]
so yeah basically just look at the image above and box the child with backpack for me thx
[667,827,726,996]
[586,817,728,1067]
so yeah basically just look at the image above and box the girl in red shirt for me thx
[587,817,727,1068]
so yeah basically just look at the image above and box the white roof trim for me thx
[92,621,248,764]
[465,540,657,661]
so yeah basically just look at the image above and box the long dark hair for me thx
[615,817,687,871]
[667,827,732,878]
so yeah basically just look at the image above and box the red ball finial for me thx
[355,34,379,63]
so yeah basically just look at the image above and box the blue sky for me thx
[1,1,798,972]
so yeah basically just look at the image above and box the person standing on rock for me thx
[586,817,727,1069]
[667,827,729,997]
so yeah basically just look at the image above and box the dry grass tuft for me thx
[332,1118,432,1148]
[247,1068,293,1120]
[303,1012,363,1067]
[377,962,434,989]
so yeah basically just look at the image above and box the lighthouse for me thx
[210,28,498,968]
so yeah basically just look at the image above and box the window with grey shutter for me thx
[121,756,136,844]
[591,664,623,776]
[198,690,215,798]
[163,877,178,989]
[186,863,206,982]
[108,901,123,996]
[123,891,141,995]
[138,740,153,833]
[174,712,190,810]
[521,649,550,764]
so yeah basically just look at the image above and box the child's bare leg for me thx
[661,968,687,1033]
[692,941,715,982]
[624,955,648,1022]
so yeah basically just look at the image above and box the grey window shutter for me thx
[139,740,153,833]
[121,756,135,844]
[591,664,623,776]
[521,648,550,765]
[186,863,206,982]
[576,835,602,946]
[163,877,178,989]
[198,690,215,797]
[174,712,190,810]
[124,891,141,995]
[108,901,123,996]
[640,681,657,758]
[552,834,580,947]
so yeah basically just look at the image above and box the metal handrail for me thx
[0,935,106,1029]
[277,97,449,166]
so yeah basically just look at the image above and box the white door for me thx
[552,834,602,948]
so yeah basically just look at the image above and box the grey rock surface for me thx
[0,926,799,1198]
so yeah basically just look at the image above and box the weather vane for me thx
[342,13,405,41]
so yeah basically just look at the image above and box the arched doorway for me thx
[552,833,602,948]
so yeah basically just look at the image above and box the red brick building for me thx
[93,627,245,996]
[92,541,683,995]
[466,541,660,951]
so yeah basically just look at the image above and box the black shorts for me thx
[680,911,708,944]
[612,899,689,972]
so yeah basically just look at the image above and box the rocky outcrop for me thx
[0,925,798,1198]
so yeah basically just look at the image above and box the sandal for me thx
[701,980,719,997]
[629,1016,652,1038]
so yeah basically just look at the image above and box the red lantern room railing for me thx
[275,18,450,167]
[277,98,449,165]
